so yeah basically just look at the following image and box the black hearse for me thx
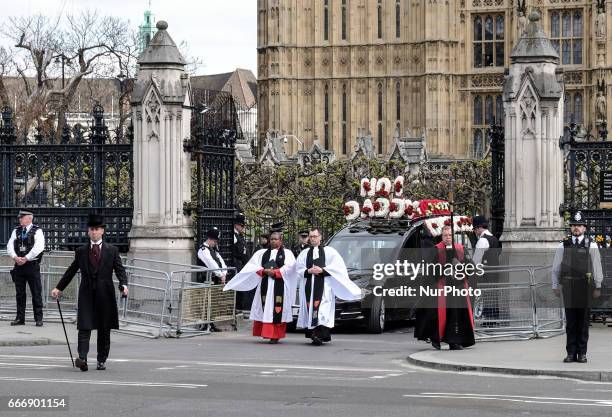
[292,217,473,333]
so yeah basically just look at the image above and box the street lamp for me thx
[54,54,70,89]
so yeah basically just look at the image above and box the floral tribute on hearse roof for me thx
[342,176,473,237]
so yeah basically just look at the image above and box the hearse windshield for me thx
[328,235,403,271]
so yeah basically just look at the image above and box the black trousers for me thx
[13,263,43,322]
[562,279,591,356]
[78,329,111,363]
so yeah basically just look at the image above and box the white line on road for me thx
[0,376,207,389]
[0,354,414,373]
[0,362,62,368]
[403,392,612,407]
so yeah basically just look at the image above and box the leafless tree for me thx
[2,10,133,137]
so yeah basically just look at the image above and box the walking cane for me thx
[56,298,75,368]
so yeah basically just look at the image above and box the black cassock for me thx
[414,242,475,348]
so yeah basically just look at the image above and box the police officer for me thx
[231,213,249,273]
[197,228,228,285]
[7,210,46,326]
[292,230,310,257]
[471,215,501,321]
[231,213,251,310]
[552,211,603,363]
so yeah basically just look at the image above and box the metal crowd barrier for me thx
[473,264,564,340]
[0,252,237,338]
[122,258,237,338]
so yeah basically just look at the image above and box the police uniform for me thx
[292,230,310,257]
[230,214,252,310]
[6,210,45,326]
[552,211,603,363]
[471,215,501,320]
[197,228,228,285]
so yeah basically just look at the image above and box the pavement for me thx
[407,323,612,382]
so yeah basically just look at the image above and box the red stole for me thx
[434,242,474,340]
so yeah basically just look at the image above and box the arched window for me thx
[324,84,330,149]
[396,82,401,122]
[378,83,383,154]
[377,0,383,39]
[377,83,383,121]
[473,14,504,67]
[342,0,347,40]
[574,92,583,125]
[324,0,329,41]
[473,95,482,125]
[396,1,401,38]
[342,84,348,155]
[551,10,582,65]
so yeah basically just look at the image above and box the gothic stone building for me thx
[257,0,608,159]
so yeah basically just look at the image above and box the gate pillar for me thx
[501,11,565,250]
[128,20,195,266]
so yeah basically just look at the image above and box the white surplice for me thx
[223,248,296,323]
[295,246,362,329]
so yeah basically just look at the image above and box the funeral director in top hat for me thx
[552,211,603,364]
[51,214,128,372]
[7,210,46,326]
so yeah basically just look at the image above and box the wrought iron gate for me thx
[0,105,133,252]
[489,121,505,239]
[561,122,612,235]
[186,89,238,259]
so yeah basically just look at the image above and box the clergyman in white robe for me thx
[224,244,296,342]
[295,244,362,345]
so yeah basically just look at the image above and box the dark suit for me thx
[56,242,127,363]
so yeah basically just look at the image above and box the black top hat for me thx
[206,227,220,240]
[87,214,106,228]
[299,229,309,237]
[569,211,587,226]
[234,213,246,226]
[270,222,284,233]
[17,210,34,217]
[472,215,489,229]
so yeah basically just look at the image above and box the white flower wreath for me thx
[361,199,374,218]
[393,175,404,197]
[388,198,405,219]
[344,201,360,221]
[373,198,390,218]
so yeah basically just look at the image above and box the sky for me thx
[0,0,258,76]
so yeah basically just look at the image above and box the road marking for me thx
[0,376,207,389]
[0,354,412,373]
[403,392,612,407]
[0,362,62,368]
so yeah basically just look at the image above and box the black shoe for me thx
[449,344,464,350]
[35,321,43,327]
[576,354,588,363]
[268,339,279,344]
[431,340,441,350]
[563,355,576,363]
[75,358,88,372]
[311,337,323,346]
[10,319,25,326]
[96,362,106,370]
[209,324,222,332]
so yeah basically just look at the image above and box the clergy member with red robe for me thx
[223,231,296,344]
[415,225,475,350]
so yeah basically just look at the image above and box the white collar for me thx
[573,235,584,243]
[21,224,33,231]
[90,240,103,247]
